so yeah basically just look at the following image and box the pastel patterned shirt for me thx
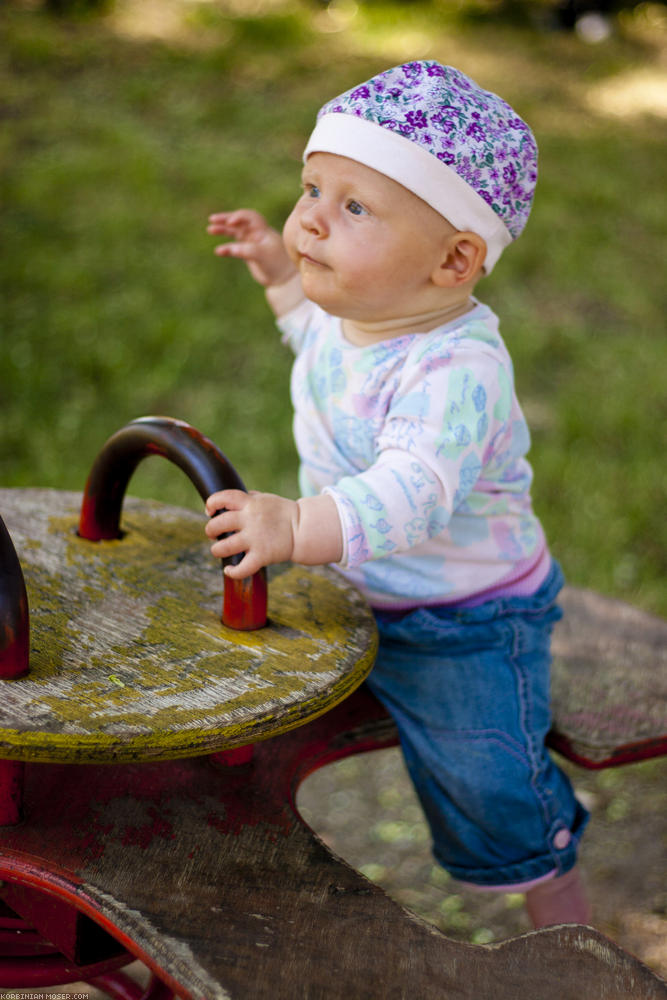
[278,298,550,609]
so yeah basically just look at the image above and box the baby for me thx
[204,61,591,929]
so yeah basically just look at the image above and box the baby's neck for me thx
[342,298,475,346]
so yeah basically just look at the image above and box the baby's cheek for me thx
[282,211,300,262]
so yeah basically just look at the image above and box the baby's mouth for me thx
[299,250,328,268]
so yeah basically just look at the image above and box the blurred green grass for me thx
[1,0,666,614]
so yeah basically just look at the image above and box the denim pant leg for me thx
[369,565,589,888]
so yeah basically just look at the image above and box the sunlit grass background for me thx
[2,0,666,615]
[1,0,666,982]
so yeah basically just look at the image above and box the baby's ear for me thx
[432,232,487,287]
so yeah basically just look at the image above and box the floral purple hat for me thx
[303,61,538,272]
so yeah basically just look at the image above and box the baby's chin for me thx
[298,273,337,312]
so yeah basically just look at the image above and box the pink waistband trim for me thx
[452,543,551,609]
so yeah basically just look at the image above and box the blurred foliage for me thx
[1,0,666,613]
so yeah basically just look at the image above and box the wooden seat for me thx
[550,586,667,767]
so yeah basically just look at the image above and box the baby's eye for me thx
[304,184,320,199]
[346,199,367,216]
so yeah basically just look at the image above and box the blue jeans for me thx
[369,562,589,887]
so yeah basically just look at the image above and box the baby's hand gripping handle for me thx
[78,416,268,630]
[0,516,30,679]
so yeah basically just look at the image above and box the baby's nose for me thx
[301,202,328,236]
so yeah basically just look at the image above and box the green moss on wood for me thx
[0,489,377,763]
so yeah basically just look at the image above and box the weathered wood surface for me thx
[0,489,377,763]
[551,587,667,765]
[0,687,664,1000]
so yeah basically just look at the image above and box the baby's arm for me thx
[208,209,303,317]
[205,490,343,579]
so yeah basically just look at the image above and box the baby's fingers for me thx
[213,241,259,262]
[206,213,241,235]
[205,510,238,540]
[205,489,248,517]
[223,551,262,580]
[207,209,264,234]
[210,532,245,561]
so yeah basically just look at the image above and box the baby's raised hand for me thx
[207,209,295,288]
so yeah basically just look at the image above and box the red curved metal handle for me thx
[0,515,30,679]
[78,417,267,630]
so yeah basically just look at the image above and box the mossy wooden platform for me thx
[0,488,377,764]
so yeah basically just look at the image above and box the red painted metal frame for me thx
[78,416,267,631]
[0,952,131,989]
[547,731,667,770]
[0,868,178,996]
[0,884,133,988]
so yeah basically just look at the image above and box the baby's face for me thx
[283,152,456,324]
